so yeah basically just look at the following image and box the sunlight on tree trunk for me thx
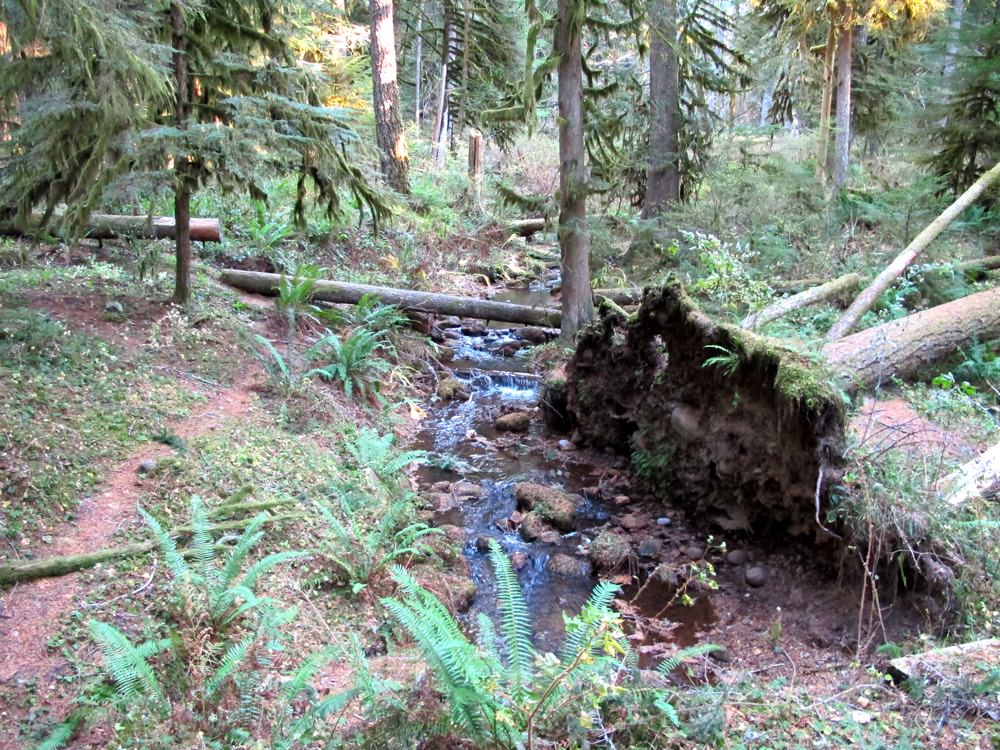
[171,1,191,305]
[369,0,410,194]
[556,0,594,342]
[431,1,453,167]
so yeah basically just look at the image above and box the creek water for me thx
[414,280,716,656]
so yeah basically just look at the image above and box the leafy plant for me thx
[308,328,395,401]
[345,427,428,481]
[702,344,741,377]
[378,541,711,746]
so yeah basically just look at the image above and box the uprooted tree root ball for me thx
[549,277,848,541]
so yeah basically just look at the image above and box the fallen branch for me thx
[742,273,861,330]
[826,160,1000,341]
[506,218,548,237]
[221,268,562,327]
[0,513,305,586]
[0,213,222,242]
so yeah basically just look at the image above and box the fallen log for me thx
[822,286,1000,392]
[0,512,304,586]
[221,268,562,327]
[506,218,548,237]
[593,288,642,306]
[826,160,1000,341]
[0,213,222,242]
[888,638,1000,685]
[938,441,1000,507]
[774,257,1000,296]
[742,273,861,330]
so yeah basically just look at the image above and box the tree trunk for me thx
[741,273,861,329]
[220,269,563,327]
[643,0,681,216]
[816,21,836,184]
[369,0,410,194]
[826,159,1000,340]
[0,214,221,242]
[943,0,965,77]
[556,0,595,341]
[831,6,853,191]
[414,0,424,125]
[431,0,453,167]
[454,0,473,137]
[822,286,1000,391]
[170,1,192,305]
[467,129,484,208]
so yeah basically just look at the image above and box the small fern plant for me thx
[345,427,428,482]
[381,541,639,747]
[308,326,394,401]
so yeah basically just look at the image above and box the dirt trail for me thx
[0,378,254,747]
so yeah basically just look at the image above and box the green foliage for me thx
[344,427,429,481]
[307,327,395,400]
[682,230,773,312]
[702,344,740,377]
[378,540,680,746]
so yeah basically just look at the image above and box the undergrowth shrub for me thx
[41,499,346,749]
[366,540,718,747]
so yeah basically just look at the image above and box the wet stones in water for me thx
[441,316,462,328]
[548,553,588,577]
[515,326,551,344]
[745,566,769,587]
[510,551,529,570]
[656,517,672,526]
[495,411,531,432]
[437,524,466,543]
[474,535,493,553]
[725,549,748,565]
[450,480,481,499]
[519,511,561,544]
[638,538,662,558]
[137,458,157,475]
[619,512,649,531]
[424,492,459,512]
[461,320,487,336]
[588,530,631,574]
[436,377,470,401]
[513,482,579,530]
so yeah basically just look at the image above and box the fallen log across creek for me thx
[221,268,563,327]
[0,213,222,242]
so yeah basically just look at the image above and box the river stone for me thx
[438,524,466,543]
[514,482,579,530]
[441,316,462,328]
[745,566,769,587]
[431,480,451,492]
[137,458,157,475]
[461,321,487,336]
[557,439,576,451]
[104,300,124,314]
[426,492,458,512]
[588,530,631,573]
[510,552,529,570]
[548,553,587,577]
[451,481,481,499]
[475,535,492,553]
[495,411,531,432]
[516,326,550,344]
[638,538,662,558]
[437,377,470,401]
[656,517,672,526]
[685,544,705,561]
[520,511,559,542]
[726,549,749,565]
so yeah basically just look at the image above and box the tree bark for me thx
[556,0,595,341]
[431,0,453,167]
[741,273,861,329]
[0,214,221,242]
[643,0,681,216]
[822,286,1000,392]
[171,1,192,305]
[220,268,563,327]
[414,0,424,125]
[826,159,1000,340]
[816,21,836,183]
[831,5,853,191]
[939,441,1000,507]
[467,129,484,208]
[369,0,410,194]
[943,0,965,77]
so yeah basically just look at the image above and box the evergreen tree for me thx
[928,0,1000,194]
[1,0,387,304]
[370,0,410,194]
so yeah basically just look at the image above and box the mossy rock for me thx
[514,482,579,531]
[437,377,470,401]
[588,530,631,574]
[495,411,531,432]
[520,510,560,542]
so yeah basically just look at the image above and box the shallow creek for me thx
[413,280,717,656]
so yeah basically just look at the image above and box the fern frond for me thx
[137,505,187,581]
[88,621,167,707]
[36,707,89,750]
[560,580,620,663]
[205,634,256,699]
[655,643,722,675]
[240,550,306,591]
[487,540,535,690]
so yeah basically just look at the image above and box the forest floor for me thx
[0,240,997,749]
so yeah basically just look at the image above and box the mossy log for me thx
[742,273,861,329]
[506,218,548,237]
[0,213,222,242]
[221,268,562,327]
[0,513,304,586]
